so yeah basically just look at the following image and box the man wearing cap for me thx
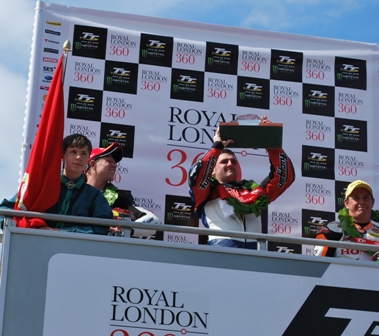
[314,179,379,260]
[86,142,160,238]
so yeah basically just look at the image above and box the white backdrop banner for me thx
[23,1,379,250]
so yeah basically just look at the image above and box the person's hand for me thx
[261,115,271,124]
[109,226,122,232]
[38,227,59,231]
[214,127,234,147]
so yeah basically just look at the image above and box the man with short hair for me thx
[41,133,113,234]
[0,134,114,233]
[315,179,379,260]
[188,123,295,249]
[86,143,160,238]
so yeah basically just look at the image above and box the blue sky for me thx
[0,0,378,202]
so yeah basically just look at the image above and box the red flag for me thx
[14,54,65,228]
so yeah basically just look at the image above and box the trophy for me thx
[219,114,283,149]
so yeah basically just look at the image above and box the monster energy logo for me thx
[106,77,113,85]
[304,99,311,108]
[337,134,343,142]
[337,197,344,206]
[272,65,278,73]
[70,103,76,112]
[239,92,245,100]
[141,49,148,58]
[101,139,109,148]
[207,57,214,66]
[75,42,81,50]
[303,162,310,171]
[167,212,174,221]
[336,73,343,81]
[173,84,179,93]
[304,227,311,236]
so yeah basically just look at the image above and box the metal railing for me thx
[1,208,379,254]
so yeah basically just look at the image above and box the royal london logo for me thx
[69,124,97,138]
[110,286,209,333]
[338,92,364,105]
[141,70,168,82]
[176,43,202,55]
[305,183,332,196]
[274,85,299,97]
[338,155,364,168]
[110,34,137,47]
[306,58,331,71]
[271,212,298,224]
[305,120,332,132]
[241,50,268,63]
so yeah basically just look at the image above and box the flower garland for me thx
[338,207,361,238]
[338,208,379,238]
[103,183,118,206]
[212,178,270,217]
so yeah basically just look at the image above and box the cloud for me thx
[0,65,27,200]
[239,0,362,32]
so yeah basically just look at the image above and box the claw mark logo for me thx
[167,212,174,221]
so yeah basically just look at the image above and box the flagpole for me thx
[62,40,71,84]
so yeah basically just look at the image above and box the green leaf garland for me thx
[213,178,270,217]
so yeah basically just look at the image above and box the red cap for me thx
[89,142,123,163]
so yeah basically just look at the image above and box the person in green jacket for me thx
[86,142,160,238]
